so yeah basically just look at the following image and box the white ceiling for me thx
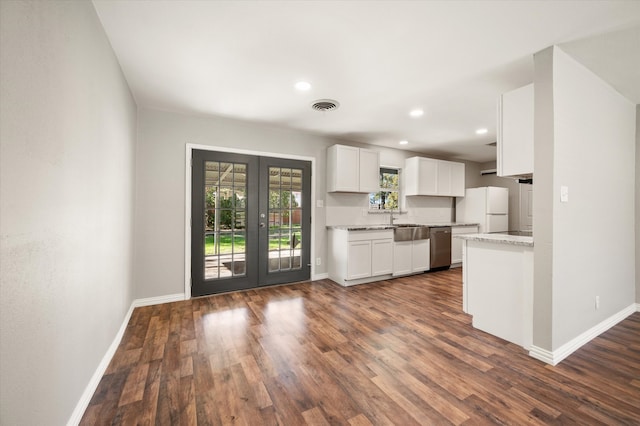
[93,1,640,163]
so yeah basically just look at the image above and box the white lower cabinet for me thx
[328,229,394,286]
[346,240,372,280]
[393,239,430,276]
[451,225,479,266]
[392,241,412,276]
[371,239,394,276]
[411,239,430,272]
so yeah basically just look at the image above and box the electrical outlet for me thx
[595,296,600,310]
[316,257,321,266]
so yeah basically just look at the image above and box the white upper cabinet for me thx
[404,157,438,196]
[497,84,533,177]
[327,144,380,192]
[358,148,381,193]
[404,157,465,197]
[437,160,452,195]
[449,161,465,197]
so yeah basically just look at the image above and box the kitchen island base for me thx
[459,235,533,349]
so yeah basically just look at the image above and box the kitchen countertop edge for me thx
[327,222,480,231]
[327,225,396,231]
[454,233,534,247]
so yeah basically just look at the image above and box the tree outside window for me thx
[369,168,399,210]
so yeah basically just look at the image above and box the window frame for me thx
[369,167,400,211]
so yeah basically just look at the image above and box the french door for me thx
[191,150,311,296]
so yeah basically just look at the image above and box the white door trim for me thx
[184,143,316,299]
[519,183,533,231]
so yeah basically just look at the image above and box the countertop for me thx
[423,222,479,227]
[454,233,534,247]
[327,225,395,231]
[327,222,479,231]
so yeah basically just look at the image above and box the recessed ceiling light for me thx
[295,81,311,91]
[476,128,488,135]
[409,109,424,118]
[399,140,409,145]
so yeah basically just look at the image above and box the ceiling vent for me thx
[311,99,340,112]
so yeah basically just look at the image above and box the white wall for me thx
[532,47,555,350]
[0,2,137,424]
[136,108,336,298]
[636,105,640,304]
[533,46,636,352]
[135,108,482,299]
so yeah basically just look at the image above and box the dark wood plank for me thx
[80,269,640,424]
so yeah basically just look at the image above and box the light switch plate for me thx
[316,199,324,208]
[560,186,569,203]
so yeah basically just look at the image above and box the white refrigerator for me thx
[456,186,509,233]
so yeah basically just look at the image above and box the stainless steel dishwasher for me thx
[429,226,452,269]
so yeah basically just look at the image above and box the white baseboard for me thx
[133,293,185,308]
[67,303,135,426]
[312,272,329,281]
[528,345,555,365]
[529,303,637,366]
[67,292,185,425]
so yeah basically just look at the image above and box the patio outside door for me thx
[191,150,311,296]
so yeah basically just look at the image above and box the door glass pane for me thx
[231,232,246,276]
[269,189,279,209]
[281,168,292,188]
[234,163,246,185]
[232,254,246,276]
[204,160,248,280]
[280,256,291,270]
[235,210,246,230]
[291,169,302,192]
[267,167,303,274]
[235,188,246,209]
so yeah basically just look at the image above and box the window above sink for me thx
[369,167,400,211]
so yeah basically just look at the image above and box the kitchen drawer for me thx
[348,230,393,241]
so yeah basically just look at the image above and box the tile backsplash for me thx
[325,193,455,226]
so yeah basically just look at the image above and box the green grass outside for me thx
[205,232,301,255]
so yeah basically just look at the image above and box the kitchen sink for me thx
[413,226,430,240]
[393,224,429,241]
[394,227,415,241]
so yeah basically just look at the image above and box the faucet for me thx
[389,213,396,225]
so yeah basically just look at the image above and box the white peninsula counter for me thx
[455,233,534,349]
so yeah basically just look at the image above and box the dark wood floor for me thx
[81,269,640,425]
